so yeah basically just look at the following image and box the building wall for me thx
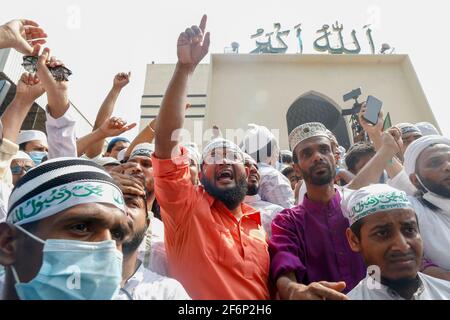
[141,54,439,150]
[205,54,439,150]
[140,63,209,143]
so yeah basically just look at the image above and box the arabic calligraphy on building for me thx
[250,21,377,55]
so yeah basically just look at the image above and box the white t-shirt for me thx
[244,194,283,238]
[349,272,450,300]
[115,263,190,300]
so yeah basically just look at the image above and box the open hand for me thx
[1,19,47,55]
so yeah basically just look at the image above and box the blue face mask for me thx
[11,225,123,300]
[28,151,48,166]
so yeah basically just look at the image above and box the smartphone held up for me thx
[362,95,383,125]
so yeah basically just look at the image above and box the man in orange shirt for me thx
[152,15,270,300]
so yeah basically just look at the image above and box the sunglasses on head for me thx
[22,56,73,81]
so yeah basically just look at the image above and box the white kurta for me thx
[115,263,190,300]
[257,163,295,209]
[408,197,450,270]
[244,194,283,238]
[348,272,450,300]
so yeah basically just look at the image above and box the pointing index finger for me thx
[199,14,207,34]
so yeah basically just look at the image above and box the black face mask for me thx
[201,174,248,211]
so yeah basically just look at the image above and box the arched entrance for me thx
[286,91,351,150]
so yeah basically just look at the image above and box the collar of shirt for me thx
[302,188,342,214]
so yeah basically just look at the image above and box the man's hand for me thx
[286,281,349,300]
[358,103,384,143]
[380,127,403,157]
[36,48,69,118]
[113,72,131,90]
[15,72,45,105]
[0,19,47,55]
[110,165,146,197]
[99,116,136,138]
[177,14,210,69]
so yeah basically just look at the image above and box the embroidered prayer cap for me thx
[415,122,440,137]
[130,143,155,159]
[240,124,279,165]
[183,142,201,166]
[404,135,450,175]
[289,122,330,152]
[17,130,48,146]
[342,184,412,226]
[396,123,422,137]
[202,138,244,165]
[93,157,120,167]
[11,151,33,162]
[7,157,125,226]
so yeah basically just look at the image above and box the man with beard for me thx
[152,15,270,300]
[343,184,450,300]
[243,153,283,238]
[355,135,450,275]
[270,122,366,300]
[111,171,190,300]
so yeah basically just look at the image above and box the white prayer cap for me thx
[130,143,155,159]
[17,130,47,145]
[396,123,422,137]
[404,135,450,175]
[289,122,329,152]
[243,152,257,166]
[117,148,128,162]
[342,184,412,226]
[202,138,244,164]
[240,124,279,165]
[11,151,32,162]
[93,157,120,167]
[415,122,440,136]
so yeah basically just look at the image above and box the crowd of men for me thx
[0,15,449,300]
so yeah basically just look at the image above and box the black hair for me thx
[19,143,28,151]
[151,199,161,220]
[293,151,299,164]
[281,166,295,178]
[280,152,293,165]
[350,218,364,240]
[345,143,376,173]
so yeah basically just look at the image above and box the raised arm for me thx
[358,105,404,179]
[0,72,45,142]
[0,19,47,54]
[154,15,210,159]
[347,129,401,190]
[77,116,136,157]
[84,72,131,158]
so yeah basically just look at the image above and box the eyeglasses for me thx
[22,56,73,81]
[203,149,245,165]
[11,165,33,175]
